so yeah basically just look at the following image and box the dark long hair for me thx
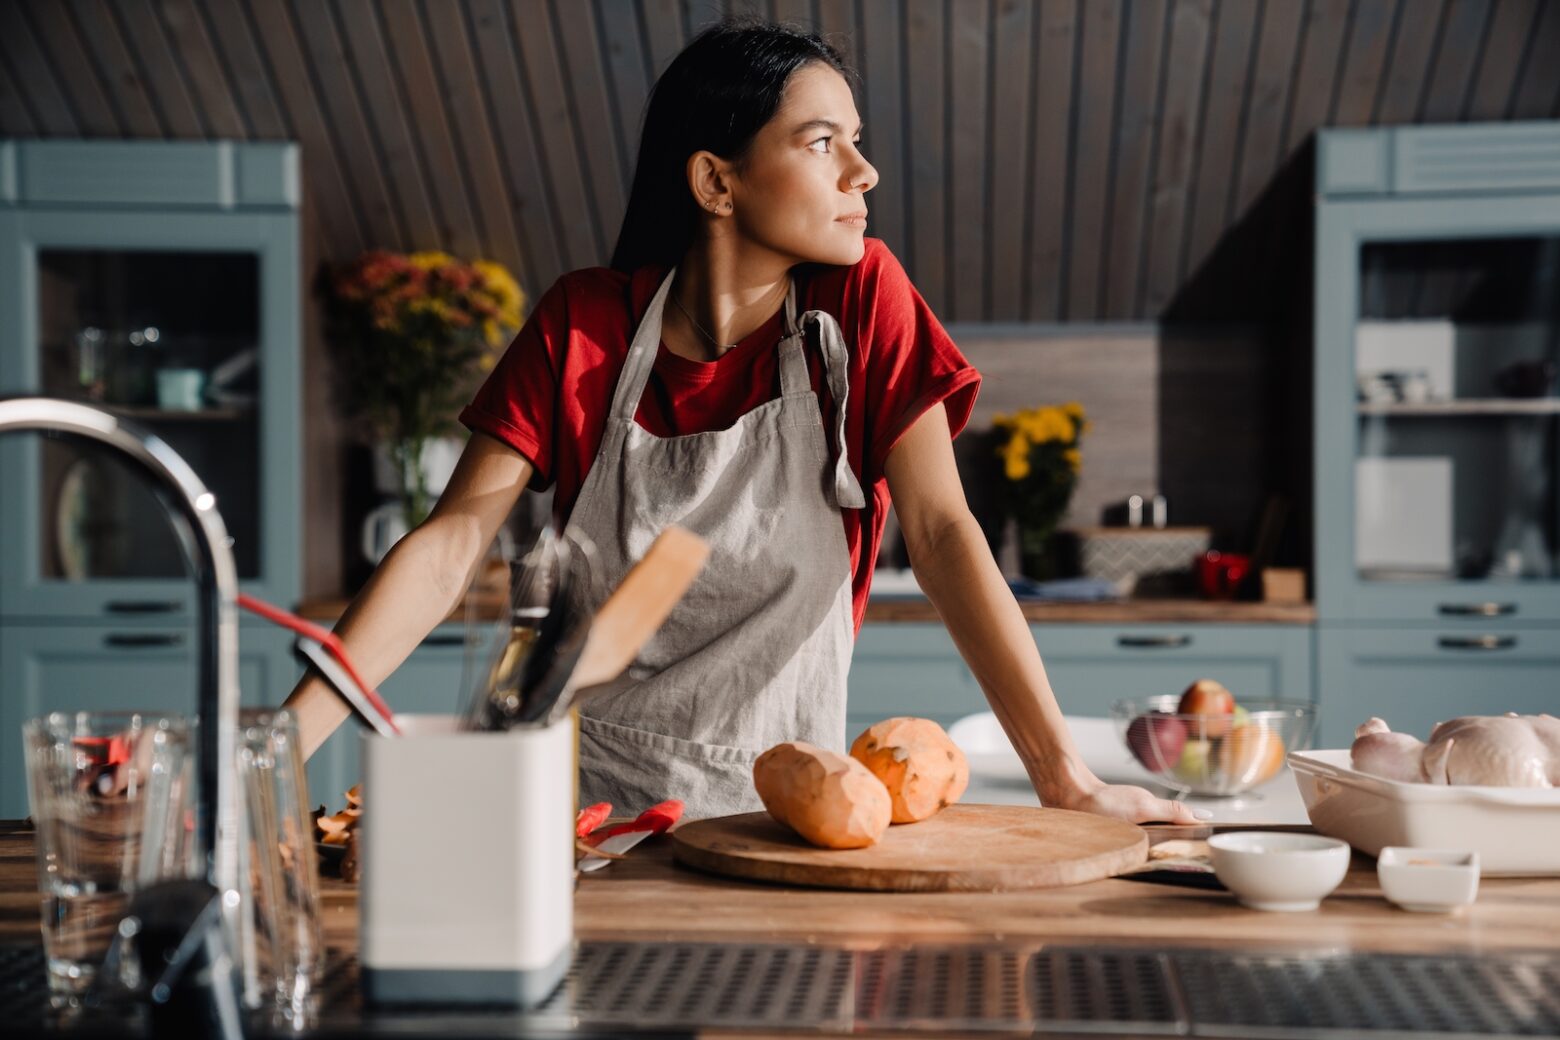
[609,20,855,274]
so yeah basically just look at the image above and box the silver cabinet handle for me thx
[1438,635,1516,651]
[105,633,184,648]
[1117,634,1193,649]
[105,600,184,614]
[1438,602,1516,617]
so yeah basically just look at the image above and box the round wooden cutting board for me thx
[670,803,1148,892]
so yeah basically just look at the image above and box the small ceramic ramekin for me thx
[1376,847,1480,912]
[1208,831,1351,912]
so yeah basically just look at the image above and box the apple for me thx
[1126,713,1187,772]
[1232,705,1251,729]
[1177,678,1236,739]
[1173,739,1214,785]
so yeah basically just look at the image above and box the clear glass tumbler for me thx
[22,711,193,1006]
[233,708,323,1023]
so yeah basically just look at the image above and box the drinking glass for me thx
[232,708,323,1023]
[22,711,193,1006]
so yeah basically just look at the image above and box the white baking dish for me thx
[1288,749,1560,876]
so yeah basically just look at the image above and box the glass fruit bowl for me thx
[1109,694,1316,797]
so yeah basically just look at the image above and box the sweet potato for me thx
[753,741,891,849]
[849,717,969,823]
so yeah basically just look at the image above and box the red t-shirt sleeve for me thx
[458,277,568,492]
[856,241,982,482]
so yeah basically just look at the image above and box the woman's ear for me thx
[686,151,735,214]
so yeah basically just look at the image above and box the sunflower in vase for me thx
[992,402,1088,581]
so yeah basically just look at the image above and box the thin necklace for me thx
[669,290,738,353]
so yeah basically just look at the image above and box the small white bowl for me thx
[1208,831,1351,912]
[1376,847,1480,913]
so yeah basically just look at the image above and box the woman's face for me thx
[722,63,878,267]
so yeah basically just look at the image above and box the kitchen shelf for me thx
[1356,398,1560,416]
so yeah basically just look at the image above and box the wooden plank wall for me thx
[1,0,1556,323]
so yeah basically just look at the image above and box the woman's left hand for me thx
[1051,775,1209,825]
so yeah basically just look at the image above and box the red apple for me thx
[1177,678,1236,738]
[1126,712,1188,772]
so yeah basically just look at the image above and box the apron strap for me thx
[609,268,678,422]
[800,308,867,510]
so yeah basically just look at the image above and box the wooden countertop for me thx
[295,594,1315,626]
[2,820,1551,956]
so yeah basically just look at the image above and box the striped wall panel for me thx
[0,0,1556,322]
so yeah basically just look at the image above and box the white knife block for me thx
[358,714,574,1006]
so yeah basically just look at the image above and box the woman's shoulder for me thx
[806,237,905,298]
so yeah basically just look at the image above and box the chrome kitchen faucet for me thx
[0,396,244,1034]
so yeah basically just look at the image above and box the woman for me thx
[285,21,1201,825]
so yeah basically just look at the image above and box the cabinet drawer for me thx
[0,623,290,818]
[1316,625,1560,747]
[848,622,1313,738]
[1031,624,1314,717]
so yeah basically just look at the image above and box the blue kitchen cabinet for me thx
[0,139,302,620]
[0,623,296,818]
[847,621,1313,745]
[846,624,985,740]
[1030,624,1313,717]
[1316,624,1560,747]
[1310,123,1560,739]
[304,625,472,804]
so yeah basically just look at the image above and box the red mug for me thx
[1197,550,1250,599]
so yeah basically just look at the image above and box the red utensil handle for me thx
[576,802,613,837]
[598,799,683,839]
[238,593,400,732]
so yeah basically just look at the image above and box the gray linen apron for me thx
[562,267,866,819]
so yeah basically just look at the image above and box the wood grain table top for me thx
[2,818,1553,956]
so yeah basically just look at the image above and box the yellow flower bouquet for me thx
[325,250,525,526]
[992,402,1088,579]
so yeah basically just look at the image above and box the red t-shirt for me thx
[459,237,982,635]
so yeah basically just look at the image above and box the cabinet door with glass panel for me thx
[1315,192,1560,623]
[0,200,300,618]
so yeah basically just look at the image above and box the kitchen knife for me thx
[577,800,684,873]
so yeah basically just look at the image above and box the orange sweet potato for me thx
[753,741,891,849]
[849,717,970,823]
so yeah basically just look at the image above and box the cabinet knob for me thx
[1437,635,1516,652]
[1117,634,1193,649]
[1437,602,1516,617]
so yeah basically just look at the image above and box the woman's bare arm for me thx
[283,431,534,758]
[884,403,1201,824]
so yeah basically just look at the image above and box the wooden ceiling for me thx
[1,0,1557,323]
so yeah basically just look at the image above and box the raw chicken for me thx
[1350,714,1560,787]
[1350,718,1427,783]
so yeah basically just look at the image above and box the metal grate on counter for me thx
[4,939,1559,1038]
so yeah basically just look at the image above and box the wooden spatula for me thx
[521,525,710,725]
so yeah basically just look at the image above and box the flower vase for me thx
[1017,520,1060,582]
